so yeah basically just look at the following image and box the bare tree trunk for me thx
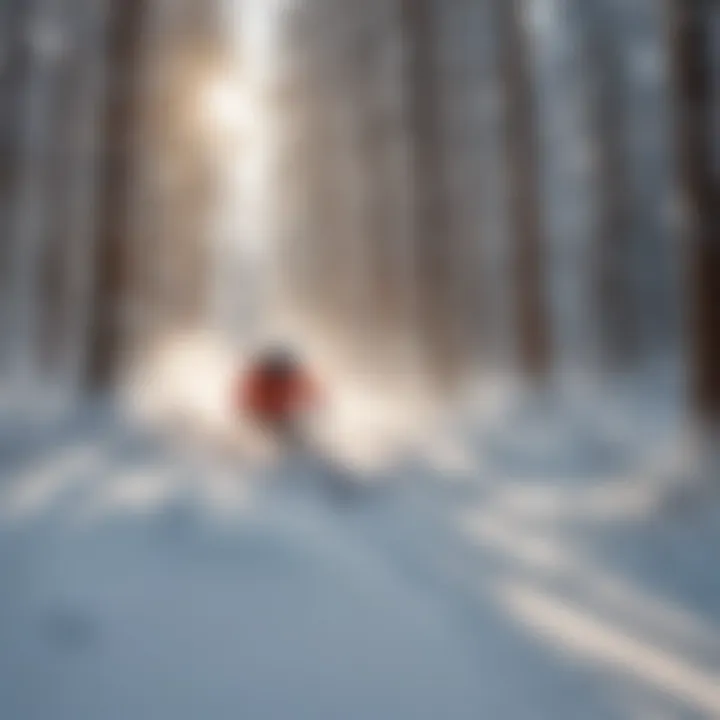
[5,0,63,389]
[493,0,552,381]
[87,0,147,390]
[349,25,395,373]
[671,0,720,427]
[0,0,33,355]
[37,5,79,380]
[399,0,459,387]
[582,0,640,368]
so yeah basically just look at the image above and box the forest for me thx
[0,1,718,719]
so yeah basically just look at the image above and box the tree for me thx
[0,0,32,346]
[581,0,641,368]
[493,0,552,381]
[671,0,720,428]
[399,0,460,388]
[87,0,147,389]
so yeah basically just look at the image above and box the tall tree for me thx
[0,0,32,334]
[4,0,64,387]
[671,0,720,428]
[581,0,640,367]
[87,0,147,389]
[399,0,459,388]
[493,0,552,381]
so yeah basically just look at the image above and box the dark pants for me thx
[255,413,306,450]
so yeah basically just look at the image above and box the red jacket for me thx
[237,364,319,423]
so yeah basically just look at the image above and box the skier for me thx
[236,345,367,503]
[235,346,321,448]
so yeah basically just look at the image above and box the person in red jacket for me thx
[236,347,321,444]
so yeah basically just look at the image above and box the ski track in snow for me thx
[0,395,719,720]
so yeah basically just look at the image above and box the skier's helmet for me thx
[259,345,300,380]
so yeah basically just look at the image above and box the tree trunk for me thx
[399,0,459,387]
[87,0,147,390]
[0,0,32,335]
[494,0,552,381]
[582,0,640,368]
[671,0,720,427]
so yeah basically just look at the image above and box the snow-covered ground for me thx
[0,380,719,720]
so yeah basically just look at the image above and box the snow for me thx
[0,381,719,720]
